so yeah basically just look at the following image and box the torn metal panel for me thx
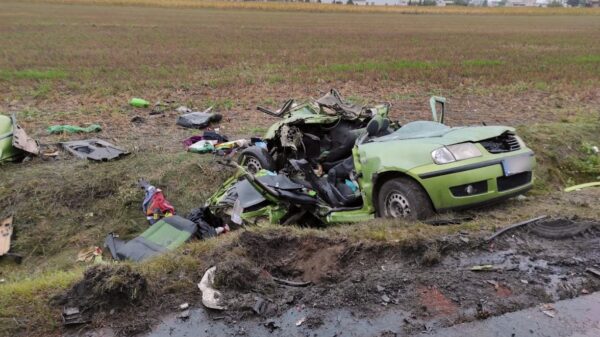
[61,139,129,161]
[11,115,39,155]
[0,216,14,256]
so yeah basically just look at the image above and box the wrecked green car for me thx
[207,90,535,225]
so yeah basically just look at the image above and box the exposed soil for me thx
[206,217,600,332]
[53,265,149,333]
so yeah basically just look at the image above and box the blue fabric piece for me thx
[142,185,157,214]
[345,179,358,192]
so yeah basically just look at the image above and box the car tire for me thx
[377,177,434,220]
[238,146,275,174]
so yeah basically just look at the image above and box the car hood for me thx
[371,121,514,146]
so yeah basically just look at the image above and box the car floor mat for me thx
[61,139,129,161]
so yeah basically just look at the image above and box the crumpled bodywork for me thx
[0,115,39,162]
[206,90,535,226]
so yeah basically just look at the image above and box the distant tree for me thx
[422,0,437,5]
[497,0,506,6]
[566,0,578,6]
[454,0,469,5]
[482,0,488,5]
[548,0,563,6]
[346,0,354,4]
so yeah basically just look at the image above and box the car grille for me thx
[480,133,521,154]
[497,172,532,191]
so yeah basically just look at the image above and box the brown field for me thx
[0,2,599,337]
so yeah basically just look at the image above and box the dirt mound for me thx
[238,231,349,284]
[53,264,147,312]
[214,255,264,291]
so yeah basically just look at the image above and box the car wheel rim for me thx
[244,156,262,174]
[385,192,411,218]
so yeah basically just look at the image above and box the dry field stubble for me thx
[0,3,599,336]
[0,1,599,145]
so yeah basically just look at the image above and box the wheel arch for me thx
[372,170,436,216]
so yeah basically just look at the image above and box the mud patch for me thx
[238,231,347,284]
[208,218,600,332]
[419,286,458,317]
[52,264,147,328]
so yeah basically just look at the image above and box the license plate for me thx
[502,154,533,176]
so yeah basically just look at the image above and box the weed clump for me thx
[421,244,442,266]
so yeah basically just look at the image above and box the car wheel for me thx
[377,177,434,220]
[238,146,274,174]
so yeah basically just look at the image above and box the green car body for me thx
[331,125,535,223]
[208,92,535,224]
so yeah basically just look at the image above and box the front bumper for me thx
[413,151,535,211]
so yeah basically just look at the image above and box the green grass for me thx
[0,269,82,336]
[0,69,67,81]
[321,60,440,74]
[462,59,504,67]
[518,114,600,191]
[575,55,600,63]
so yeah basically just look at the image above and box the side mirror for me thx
[430,96,446,124]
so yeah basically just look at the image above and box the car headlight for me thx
[431,143,482,164]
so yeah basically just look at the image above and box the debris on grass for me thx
[176,106,222,129]
[47,124,102,134]
[485,215,548,241]
[564,182,600,192]
[129,97,150,108]
[61,139,129,161]
[470,264,498,272]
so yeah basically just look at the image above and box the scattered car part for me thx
[0,115,39,162]
[0,216,14,256]
[61,139,129,161]
[47,124,102,134]
[564,182,600,192]
[198,266,225,310]
[586,267,600,278]
[130,97,150,108]
[62,307,89,325]
[176,106,223,129]
[470,265,499,272]
[528,218,594,239]
[11,115,39,155]
[485,215,548,242]
[104,215,197,262]
[272,277,312,287]
[76,246,103,263]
